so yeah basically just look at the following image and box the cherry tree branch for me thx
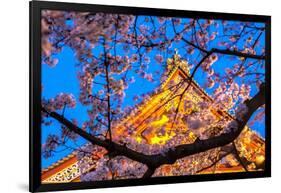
[171,19,265,60]
[142,167,156,178]
[232,142,249,172]
[195,150,233,174]
[209,48,265,60]
[41,82,265,178]
[42,107,156,166]
[104,47,113,143]
[152,83,265,167]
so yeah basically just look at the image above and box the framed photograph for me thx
[30,0,271,192]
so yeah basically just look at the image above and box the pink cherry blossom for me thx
[155,54,164,64]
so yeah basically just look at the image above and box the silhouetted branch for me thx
[232,142,248,172]
[196,150,233,174]
[41,82,265,177]
[171,19,265,60]
[210,48,265,60]
[142,167,156,178]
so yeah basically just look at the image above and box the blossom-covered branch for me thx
[41,82,265,178]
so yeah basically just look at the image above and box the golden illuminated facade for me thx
[42,54,265,183]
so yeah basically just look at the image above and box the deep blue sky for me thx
[42,15,265,169]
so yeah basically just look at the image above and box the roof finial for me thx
[175,48,179,55]
[173,48,180,64]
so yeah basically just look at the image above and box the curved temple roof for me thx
[42,53,265,183]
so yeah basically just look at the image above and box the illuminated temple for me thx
[42,54,265,183]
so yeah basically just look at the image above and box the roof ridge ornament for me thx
[173,48,180,64]
[166,49,190,75]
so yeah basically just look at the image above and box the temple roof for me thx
[42,53,265,180]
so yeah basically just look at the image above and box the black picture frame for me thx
[29,1,271,192]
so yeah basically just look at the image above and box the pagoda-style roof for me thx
[42,53,265,183]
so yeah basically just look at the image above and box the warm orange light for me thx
[255,154,265,165]
[150,132,175,144]
[188,131,197,141]
[151,115,169,127]
[135,135,142,143]
[149,115,176,144]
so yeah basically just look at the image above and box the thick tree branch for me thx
[42,82,265,177]
[42,106,159,169]
[151,83,265,167]
[142,167,156,178]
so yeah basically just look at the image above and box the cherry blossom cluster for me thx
[42,93,76,113]
[42,134,60,158]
